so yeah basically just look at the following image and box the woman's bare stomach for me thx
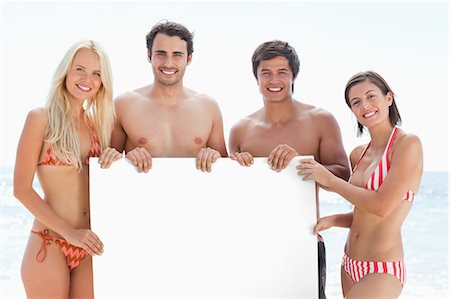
[34,166,91,237]
[345,222,404,261]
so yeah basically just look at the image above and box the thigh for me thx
[69,256,94,299]
[345,273,402,299]
[21,233,70,298]
[341,265,355,297]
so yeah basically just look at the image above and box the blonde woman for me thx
[297,71,423,298]
[14,40,120,298]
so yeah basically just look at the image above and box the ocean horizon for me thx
[1,167,448,298]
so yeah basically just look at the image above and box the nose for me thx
[81,72,98,83]
[268,74,279,83]
[162,56,175,68]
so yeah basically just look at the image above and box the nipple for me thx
[138,137,148,145]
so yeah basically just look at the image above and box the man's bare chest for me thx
[240,126,319,156]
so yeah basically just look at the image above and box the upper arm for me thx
[110,95,128,153]
[14,109,46,190]
[205,98,228,157]
[378,134,423,201]
[317,111,350,180]
[228,121,245,154]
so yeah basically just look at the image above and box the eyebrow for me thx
[154,50,185,55]
[260,67,290,72]
[350,90,377,102]
[74,64,101,73]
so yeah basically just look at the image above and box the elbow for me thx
[13,185,30,202]
[372,205,394,218]
[342,167,351,182]
[13,185,24,200]
[337,165,351,181]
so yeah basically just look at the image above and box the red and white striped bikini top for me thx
[352,127,414,202]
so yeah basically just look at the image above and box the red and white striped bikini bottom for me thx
[342,252,406,286]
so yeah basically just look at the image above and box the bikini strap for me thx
[351,142,370,174]
[385,127,399,170]
[32,229,54,263]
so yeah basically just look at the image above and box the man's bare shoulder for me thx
[231,110,263,132]
[295,100,337,122]
[189,91,219,105]
[115,86,151,105]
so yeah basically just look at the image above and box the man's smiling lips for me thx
[161,69,177,75]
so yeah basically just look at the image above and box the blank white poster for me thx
[90,157,318,298]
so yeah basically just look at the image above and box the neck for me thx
[151,81,186,105]
[69,98,85,119]
[263,98,296,124]
[368,123,395,149]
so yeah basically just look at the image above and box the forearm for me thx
[14,188,73,236]
[324,163,350,181]
[328,176,385,217]
[329,212,353,228]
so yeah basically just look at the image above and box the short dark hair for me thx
[344,71,402,136]
[251,40,300,80]
[146,20,194,60]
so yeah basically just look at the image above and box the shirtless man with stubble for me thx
[229,40,351,299]
[112,21,228,172]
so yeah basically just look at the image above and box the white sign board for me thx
[90,157,318,298]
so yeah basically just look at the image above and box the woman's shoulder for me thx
[24,107,48,130]
[393,129,422,157]
[349,144,368,169]
[396,129,421,144]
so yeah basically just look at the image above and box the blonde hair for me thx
[45,40,114,170]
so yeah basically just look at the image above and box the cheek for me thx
[350,106,359,115]
[257,77,267,87]
[65,74,74,91]
[93,79,102,91]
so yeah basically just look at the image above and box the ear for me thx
[187,54,192,65]
[147,50,152,63]
[292,76,297,86]
[386,91,394,106]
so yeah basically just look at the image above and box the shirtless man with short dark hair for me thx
[229,40,350,299]
[112,21,228,172]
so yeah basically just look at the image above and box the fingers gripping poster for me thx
[90,157,318,298]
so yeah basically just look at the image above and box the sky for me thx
[1,0,449,171]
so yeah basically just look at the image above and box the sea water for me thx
[1,167,448,298]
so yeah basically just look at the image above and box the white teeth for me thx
[77,84,91,91]
[364,111,376,118]
[162,70,176,75]
[268,87,282,92]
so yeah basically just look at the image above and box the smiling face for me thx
[65,48,102,102]
[257,56,294,103]
[149,33,191,87]
[347,80,393,129]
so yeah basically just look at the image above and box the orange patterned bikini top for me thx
[37,119,101,167]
